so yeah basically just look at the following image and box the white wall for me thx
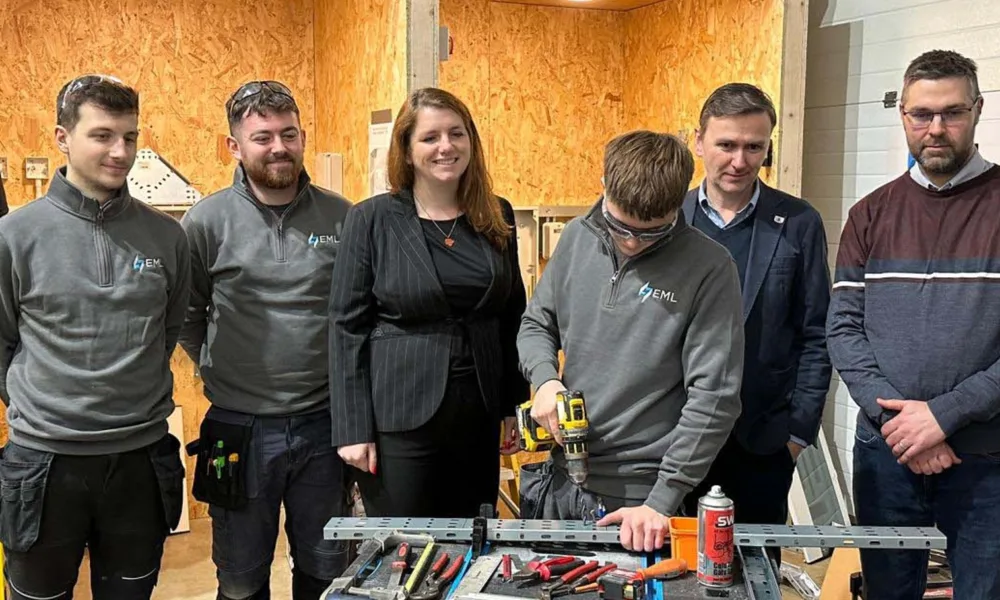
[803,0,1000,513]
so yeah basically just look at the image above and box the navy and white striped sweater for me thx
[828,165,1000,453]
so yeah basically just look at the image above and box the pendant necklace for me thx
[415,195,460,248]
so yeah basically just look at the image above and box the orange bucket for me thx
[669,516,698,568]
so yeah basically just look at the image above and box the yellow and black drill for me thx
[516,390,590,484]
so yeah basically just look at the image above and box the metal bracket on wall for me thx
[324,518,947,550]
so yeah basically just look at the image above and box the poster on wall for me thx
[369,109,394,197]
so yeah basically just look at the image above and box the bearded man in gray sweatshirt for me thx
[0,75,191,599]
[178,81,351,600]
[517,130,744,552]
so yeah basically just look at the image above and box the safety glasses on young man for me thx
[59,74,127,113]
[601,197,675,243]
[228,81,295,106]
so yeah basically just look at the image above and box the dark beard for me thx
[243,154,303,189]
[916,141,971,176]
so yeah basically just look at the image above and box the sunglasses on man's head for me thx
[60,74,127,112]
[228,80,295,106]
[601,198,675,242]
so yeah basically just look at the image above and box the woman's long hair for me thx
[387,87,508,250]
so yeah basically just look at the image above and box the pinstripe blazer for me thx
[329,190,530,447]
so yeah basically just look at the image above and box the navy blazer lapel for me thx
[742,183,786,321]
[681,189,698,226]
[386,192,448,302]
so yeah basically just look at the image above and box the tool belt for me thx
[186,414,254,510]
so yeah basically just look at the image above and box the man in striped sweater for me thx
[827,49,1000,600]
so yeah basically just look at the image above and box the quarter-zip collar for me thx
[581,196,687,268]
[45,166,132,221]
[231,164,312,218]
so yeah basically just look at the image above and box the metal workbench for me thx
[322,518,947,600]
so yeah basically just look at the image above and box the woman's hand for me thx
[338,443,378,474]
[501,416,520,455]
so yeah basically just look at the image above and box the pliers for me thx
[410,552,463,600]
[514,557,585,587]
[539,561,618,599]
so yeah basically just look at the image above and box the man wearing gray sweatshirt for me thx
[517,131,744,552]
[0,76,190,599]
[178,81,351,600]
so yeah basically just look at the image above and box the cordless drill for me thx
[516,390,590,484]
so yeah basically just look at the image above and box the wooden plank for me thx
[777,0,809,196]
[408,0,440,91]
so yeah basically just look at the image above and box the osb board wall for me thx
[440,0,784,203]
[440,0,625,206]
[315,0,408,203]
[623,0,784,187]
[0,0,316,520]
[0,0,316,208]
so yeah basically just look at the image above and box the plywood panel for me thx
[489,3,625,205]
[494,0,661,10]
[623,0,784,187]
[315,0,408,203]
[440,0,492,150]
[0,0,316,207]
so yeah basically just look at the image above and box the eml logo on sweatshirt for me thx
[638,281,677,303]
[133,255,163,272]
[308,232,339,248]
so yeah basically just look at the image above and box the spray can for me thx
[696,485,734,588]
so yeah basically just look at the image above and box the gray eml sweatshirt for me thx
[517,202,744,516]
[0,168,191,455]
[178,168,350,416]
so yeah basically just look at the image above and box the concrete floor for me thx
[69,518,826,599]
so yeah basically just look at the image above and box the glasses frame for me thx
[228,80,295,107]
[901,96,981,129]
[601,197,675,243]
[59,74,126,113]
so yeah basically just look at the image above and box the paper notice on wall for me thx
[369,109,394,197]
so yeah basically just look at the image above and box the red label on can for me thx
[699,507,734,585]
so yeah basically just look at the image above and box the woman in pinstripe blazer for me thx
[329,88,530,517]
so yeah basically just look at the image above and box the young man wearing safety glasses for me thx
[517,130,745,552]
[0,74,191,599]
[178,81,351,599]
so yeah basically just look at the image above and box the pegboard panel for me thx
[0,0,316,207]
[128,148,202,206]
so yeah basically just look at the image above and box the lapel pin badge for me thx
[774,215,786,224]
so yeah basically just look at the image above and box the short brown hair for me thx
[226,81,300,134]
[387,87,508,249]
[903,50,980,103]
[56,75,139,132]
[603,130,694,220]
[698,83,776,131]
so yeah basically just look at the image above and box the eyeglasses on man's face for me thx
[902,98,981,129]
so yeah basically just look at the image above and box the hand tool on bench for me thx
[635,557,687,581]
[389,542,411,590]
[538,561,606,600]
[513,557,583,586]
[411,553,464,600]
[405,542,439,594]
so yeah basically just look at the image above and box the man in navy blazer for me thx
[681,83,832,533]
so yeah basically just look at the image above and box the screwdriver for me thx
[635,557,687,580]
[390,542,411,588]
